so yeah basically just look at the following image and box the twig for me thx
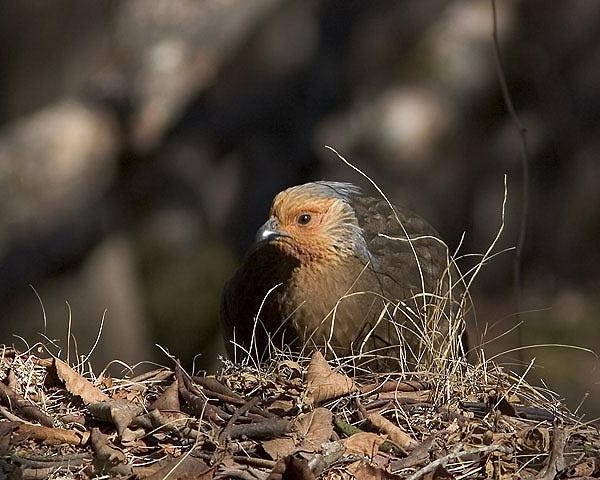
[0,380,54,427]
[536,426,567,480]
[232,455,277,469]
[333,416,362,437]
[333,416,405,455]
[192,375,241,398]
[193,376,274,418]
[11,452,91,468]
[126,367,173,384]
[216,468,264,480]
[460,400,555,422]
[390,435,436,471]
[175,362,224,421]
[407,443,513,480]
[490,0,531,372]
[228,417,290,440]
[360,379,432,395]
[307,441,346,475]
[363,398,394,411]
[0,404,23,422]
[19,466,57,478]
[219,397,260,442]
[145,408,202,440]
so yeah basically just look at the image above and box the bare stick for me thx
[407,443,513,480]
[491,0,531,372]
[536,426,567,480]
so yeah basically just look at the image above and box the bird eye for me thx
[297,213,312,226]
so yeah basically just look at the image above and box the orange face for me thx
[264,197,333,261]
[273,196,332,233]
[255,185,360,264]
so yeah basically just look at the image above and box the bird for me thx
[221,181,464,370]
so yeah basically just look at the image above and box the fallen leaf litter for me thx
[1,345,599,479]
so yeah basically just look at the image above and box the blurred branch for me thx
[491,0,531,372]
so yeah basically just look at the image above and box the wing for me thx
[352,195,451,300]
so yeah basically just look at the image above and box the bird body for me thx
[221,181,462,369]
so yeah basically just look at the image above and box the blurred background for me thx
[0,0,598,417]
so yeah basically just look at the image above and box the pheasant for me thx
[221,181,464,369]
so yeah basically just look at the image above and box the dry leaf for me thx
[89,427,133,476]
[344,461,363,478]
[120,426,145,444]
[306,351,355,404]
[48,358,109,404]
[278,360,303,376]
[423,465,454,480]
[110,401,143,437]
[294,407,334,450]
[5,370,20,391]
[100,375,113,390]
[150,379,181,411]
[484,455,495,478]
[343,432,387,457]
[149,409,194,430]
[268,393,298,416]
[15,423,88,445]
[390,436,435,470]
[350,461,401,480]
[445,418,460,434]
[263,436,295,460]
[89,400,143,437]
[0,422,17,453]
[567,458,597,477]
[267,454,315,480]
[135,455,215,480]
[263,407,334,459]
[367,412,418,451]
[518,426,550,453]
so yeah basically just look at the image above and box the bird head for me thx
[254,182,369,265]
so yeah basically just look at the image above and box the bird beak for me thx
[255,217,288,244]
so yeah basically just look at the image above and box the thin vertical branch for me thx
[490,0,531,371]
